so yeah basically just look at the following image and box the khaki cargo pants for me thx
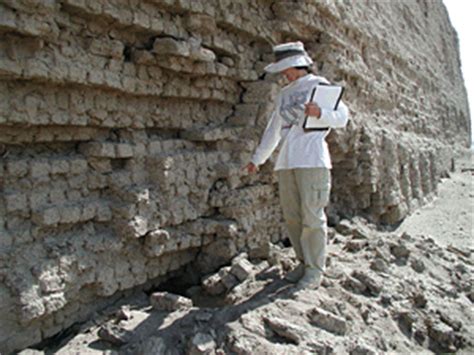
[277,168,331,273]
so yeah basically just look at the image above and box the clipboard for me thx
[303,84,344,130]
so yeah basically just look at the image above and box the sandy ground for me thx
[399,150,473,249]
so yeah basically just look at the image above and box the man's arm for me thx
[251,110,283,165]
[244,106,283,173]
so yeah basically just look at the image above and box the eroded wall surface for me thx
[0,0,470,352]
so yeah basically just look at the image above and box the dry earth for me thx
[398,150,473,249]
[18,151,473,355]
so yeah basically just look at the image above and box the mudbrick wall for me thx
[0,0,470,352]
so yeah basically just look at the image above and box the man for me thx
[244,41,349,289]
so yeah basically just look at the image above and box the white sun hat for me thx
[264,41,313,73]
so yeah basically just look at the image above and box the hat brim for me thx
[264,54,313,73]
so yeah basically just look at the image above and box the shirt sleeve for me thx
[250,105,283,166]
[317,100,349,128]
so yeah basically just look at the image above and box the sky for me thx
[442,0,474,146]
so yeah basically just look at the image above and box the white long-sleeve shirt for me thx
[251,74,349,170]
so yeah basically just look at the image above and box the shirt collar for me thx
[284,73,315,90]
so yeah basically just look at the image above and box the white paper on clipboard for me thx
[304,85,344,129]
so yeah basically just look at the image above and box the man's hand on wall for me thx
[243,162,258,174]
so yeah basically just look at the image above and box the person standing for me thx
[244,41,349,289]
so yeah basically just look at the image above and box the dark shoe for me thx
[284,263,305,283]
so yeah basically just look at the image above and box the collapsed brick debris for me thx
[43,225,473,354]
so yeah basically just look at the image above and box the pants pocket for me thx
[312,185,330,208]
